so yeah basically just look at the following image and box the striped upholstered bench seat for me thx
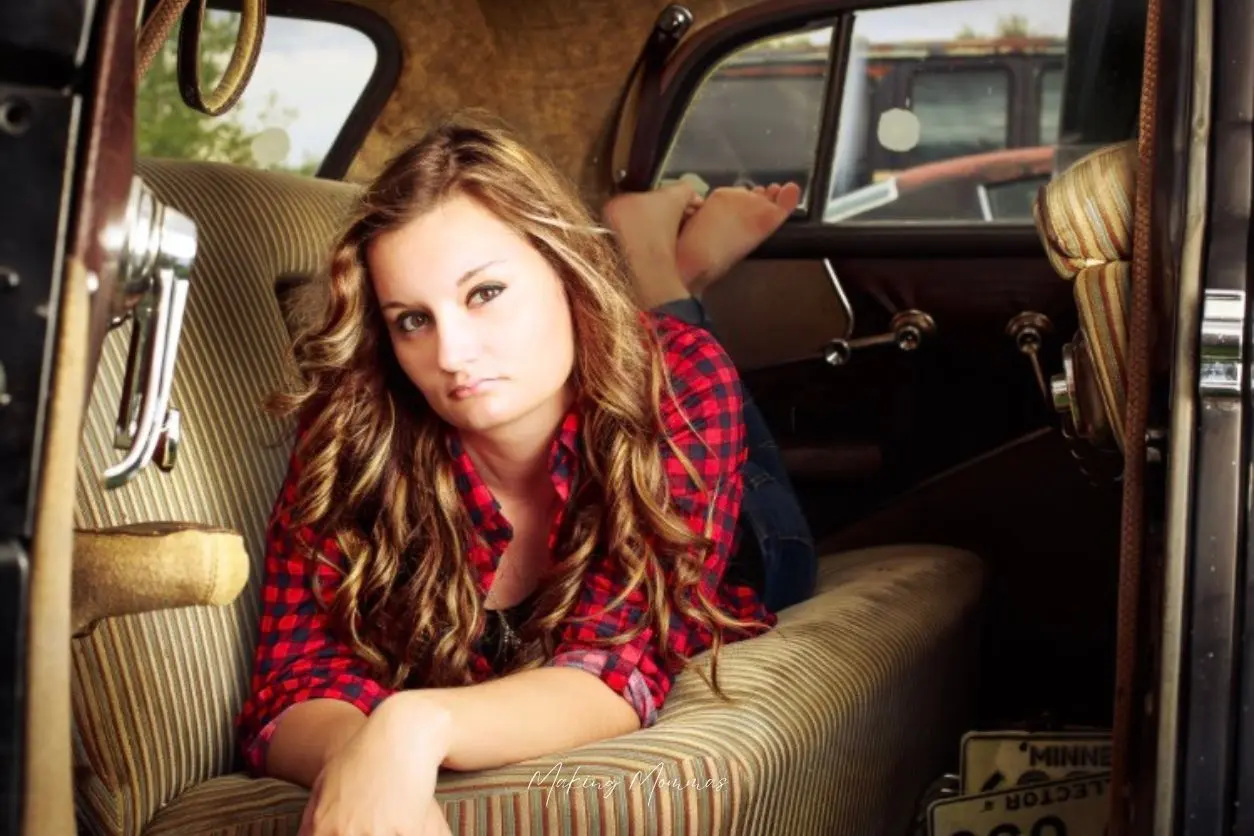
[71,159,985,836]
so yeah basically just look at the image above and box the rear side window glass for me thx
[656,26,835,210]
[137,10,379,175]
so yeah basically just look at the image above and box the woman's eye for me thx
[395,312,429,333]
[469,284,505,306]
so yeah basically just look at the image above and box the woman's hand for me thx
[297,693,453,836]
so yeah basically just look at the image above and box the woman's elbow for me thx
[263,699,370,786]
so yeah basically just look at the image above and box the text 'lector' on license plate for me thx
[928,772,1110,836]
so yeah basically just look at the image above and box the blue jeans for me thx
[655,297,817,612]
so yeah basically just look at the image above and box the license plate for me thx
[928,772,1111,836]
[960,730,1112,795]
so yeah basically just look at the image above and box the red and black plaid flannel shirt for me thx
[235,311,776,775]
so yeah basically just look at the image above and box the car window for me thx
[657,0,1075,225]
[137,10,378,176]
[655,25,835,209]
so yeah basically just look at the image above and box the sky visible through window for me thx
[228,13,376,170]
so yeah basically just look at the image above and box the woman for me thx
[237,116,797,835]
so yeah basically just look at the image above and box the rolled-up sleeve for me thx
[235,443,394,775]
[546,317,747,725]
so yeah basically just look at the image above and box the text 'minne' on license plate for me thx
[960,730,1112,795]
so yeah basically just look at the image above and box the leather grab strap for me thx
[136,0,266,117]
[177,0,266,116]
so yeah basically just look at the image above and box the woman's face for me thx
[367,193,576,436]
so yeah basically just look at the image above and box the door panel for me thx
[700,259,851,370]
[742,253,1078,536]
[707,250,1075,537]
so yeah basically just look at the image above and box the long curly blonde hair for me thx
[271,113,763,695]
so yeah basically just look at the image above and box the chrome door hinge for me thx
[1199,288,1245,398]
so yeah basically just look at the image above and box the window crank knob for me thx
[1016,327,1042,353]
[890,310,935,351]
[895,325,922,351]
[1006,312,1054,403]
[822,310,934,366]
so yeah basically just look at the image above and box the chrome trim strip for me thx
[1198,289,1245,396]
[822,257,855,338]
[976,182,994,222]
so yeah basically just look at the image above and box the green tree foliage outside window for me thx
[957,14,1038,39]
[137,14,320,176]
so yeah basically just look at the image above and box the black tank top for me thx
[477,589,540,670]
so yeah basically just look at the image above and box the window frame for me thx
[631,6,850,210]
[170,0,402,179]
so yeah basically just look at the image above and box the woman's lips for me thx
[449,378,499,399]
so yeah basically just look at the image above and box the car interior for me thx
[3,0,1207,832]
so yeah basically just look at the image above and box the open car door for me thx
[0,0,142,832]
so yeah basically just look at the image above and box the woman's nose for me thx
[434,313,481,373]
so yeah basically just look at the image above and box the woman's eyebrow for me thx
[456,259,502,287]
[379,260,502,310]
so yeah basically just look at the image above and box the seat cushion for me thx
[1074,263,1131,450]
[71,160,360,836]
[1034,141,1137,279]
[144,545,985,836]
[1033,140,1137,451]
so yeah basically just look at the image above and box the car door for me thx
[615,0,1148,728]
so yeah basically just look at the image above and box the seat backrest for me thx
[71,159,359,836]
[1033,140,1138,453]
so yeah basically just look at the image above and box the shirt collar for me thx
[547,407,581,502]
[445,404,583,535]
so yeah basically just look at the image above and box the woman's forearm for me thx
[264,699,369,787]
[402,666,641,772]
[268,666,639,783]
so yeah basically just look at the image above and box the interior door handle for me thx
[101,177,196,489]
